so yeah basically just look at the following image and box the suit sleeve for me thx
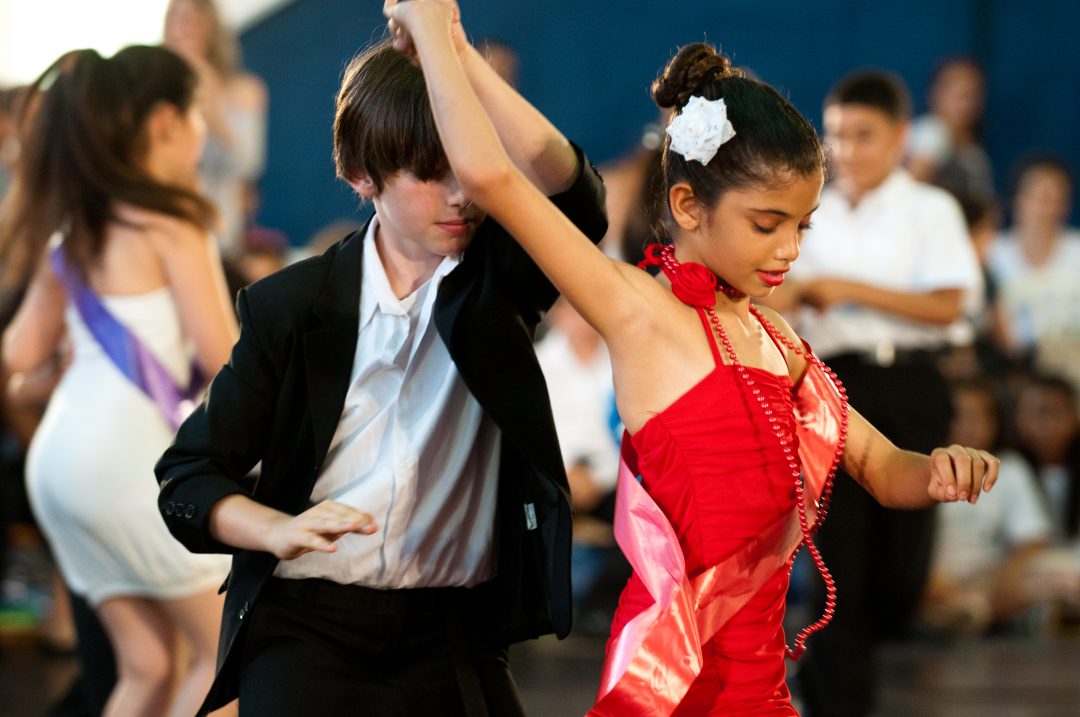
[155,288,278,554]
[490,142,608,317]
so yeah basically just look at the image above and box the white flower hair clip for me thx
[665,96,736,165]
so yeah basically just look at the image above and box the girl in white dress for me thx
[1,45,239,717]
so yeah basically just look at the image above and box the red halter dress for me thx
[591,245,847,717]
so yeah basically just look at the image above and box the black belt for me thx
[263,577,492,717]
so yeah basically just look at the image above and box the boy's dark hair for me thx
[334,41,449,191]
[824,70,912,122]
[651,43,824,214]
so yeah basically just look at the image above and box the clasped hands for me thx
[384,0,466,59]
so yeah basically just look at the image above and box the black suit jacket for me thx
[156,147,607,712]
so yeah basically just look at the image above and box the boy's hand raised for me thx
[927,444,1000,504]
[384,0,467,59]
[264,500,377,560]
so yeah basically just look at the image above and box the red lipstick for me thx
[757,269,787,287]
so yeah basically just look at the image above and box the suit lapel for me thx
[304,224,367,468]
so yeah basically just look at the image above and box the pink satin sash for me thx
[589,357,846,717]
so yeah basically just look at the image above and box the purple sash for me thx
[50,244,205,430]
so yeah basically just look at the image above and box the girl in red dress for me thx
[385,3,1000,715]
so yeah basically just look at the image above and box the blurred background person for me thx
[164,0,268,258]
[906,56,994,204]
[596,116,668,267]
[535,298,627,633]
[765,70,982,717]
[476,37,519,85]
[986,155,1080,381]
[1015,375,1080,549]
[922,378,1074,635]
[1013,373,1080,631]
[0,86,25,202]
[0,45,238,717]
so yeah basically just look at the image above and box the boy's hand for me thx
[384,0,467,59]
[265,500,377,560]
[927,445,1000,504]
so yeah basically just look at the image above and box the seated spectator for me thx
[1014,374,1080,630]
[986,155,1080,374]
[923,378,1061,634]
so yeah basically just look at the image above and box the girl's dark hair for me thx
[651,43,824,216]
[0,45,215,286]
[334,41,449,191]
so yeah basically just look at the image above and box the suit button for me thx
[184,505,196,519]
[238,601,249,620]
[164,501,175,516]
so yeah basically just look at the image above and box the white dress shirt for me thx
[987,229,1080,349]
[275,218,500,588]
[788,169,982,359]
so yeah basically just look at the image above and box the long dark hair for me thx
[652,43,824,221]
[0,45,215,287]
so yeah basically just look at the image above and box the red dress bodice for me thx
[607,315,801,716]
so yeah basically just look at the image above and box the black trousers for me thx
[799,355,951,717]
[237,577,525,717]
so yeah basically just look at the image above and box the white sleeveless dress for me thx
[26,288,230,606]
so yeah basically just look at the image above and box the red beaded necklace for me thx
[642,243,849,660]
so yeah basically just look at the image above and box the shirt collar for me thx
[824,167,912,214]
[359,216,461,331]
[854,167,912,211]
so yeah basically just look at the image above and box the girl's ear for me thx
[669,181,702,231]
[347,173,377,198]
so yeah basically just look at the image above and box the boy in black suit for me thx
[155,24,606,717]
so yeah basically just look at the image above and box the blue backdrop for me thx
[239,0,1080,245]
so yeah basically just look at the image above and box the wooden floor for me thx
[2,633,1078,716]
[515,634,1080,717]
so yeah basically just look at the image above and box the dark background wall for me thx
[239,0,1080,245]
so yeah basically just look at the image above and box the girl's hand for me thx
[384,0,466,59]
[264,500,377,560]
[927,445,1000,504]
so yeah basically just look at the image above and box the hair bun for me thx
[652,43,737,111]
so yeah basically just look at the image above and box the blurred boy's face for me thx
[823,103,906,200]
[351,170,485,267]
